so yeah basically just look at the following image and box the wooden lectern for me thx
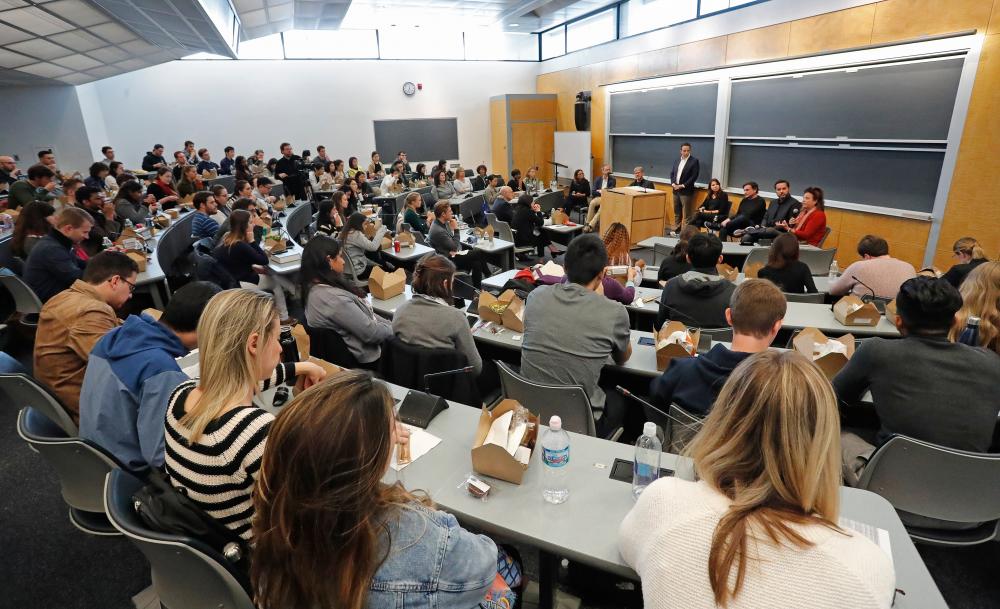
[600,187,667,246]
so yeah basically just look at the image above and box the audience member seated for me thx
[565,169,590,216]
[84,162,109,192]
[195,148,219,175]
[163,289,324,541]
[251,372,520,609]
[719,182,766,241]
[433,170,455,200]
[309,162,335,192]
[219,146,235,176]
[170,150,188,182]
[758,233,817,294]
[629,166,654,189]
[829,235,915,299]
[106,161,125,190]
[113,180,156,226]
[146,167,180,210]
[212,210,297,325]
[35,251,137,422]
[401,192,430,234]
[330,159,346,185]
[11,201,55,259]
[341,212,388,280]
[688,178,731,229]
[428,201,490,288]
[176,165,204,198]
[483,174,500,206]
[474,164,489,188]
[24,207,92,301]
[950,261,1000,354]
[584,164,615,233]
[781,186,827,247]
[942,237,988,288]
[835,276,1000,488]
[381,166,402,194]
[650,279,785,415]
[141,144,167,172]
[9,164,57,208]
[191,191,220,244]
[234,155,252,183]
[253,176,277,211]
[209,185,229,223]
[315,196,345,237]
[75,185,120,256]
[622,350,895,609]
[524,166,541,194]
[347,156,362,179]
[511,193,553,259]
[738,179,800,245]
[392,254,483,375]
[657,225,697,285]
[301,236,393,369]
[601,222,644,305]
[490,186,515,224]
[228,179,253,208]
[80,282,221,470]
[367,151,384,181]
[657,233,735,329]
[452,166,472,194]
[521,234,631,435]
[507,168,525,192]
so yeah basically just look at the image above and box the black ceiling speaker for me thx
[575,90,592,131]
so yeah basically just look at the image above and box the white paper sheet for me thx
[390,424,442,471]
[839,516,893,565]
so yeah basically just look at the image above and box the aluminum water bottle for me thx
[829,260,840,279]
[541,415,570,504]
[633,422,662,500]
[958,316,980,346]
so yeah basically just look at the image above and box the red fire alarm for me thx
[417,83,423,90]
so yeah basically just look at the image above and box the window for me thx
[566,8,616,53]
[619,0,697,38]
[699,0,758,16]
[465,30,538,61]
[236,33,284,59]
[541,27,565,60]
[283,29,378,59]
[378,27,464,60]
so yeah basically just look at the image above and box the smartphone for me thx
[638,336,656,346]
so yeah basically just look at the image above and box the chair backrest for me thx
[284,202,313,241]
[304,323,360,368]
[155,212,197,280]
[495,361,596,436]
[495,220,515,243]
[697,327,733,342]
[665,404,704,454]
[0,269,43,315]
[193,250,239,290]
[740,247,770,271]
[486,213,498,230]
[652,243,674,266]
[817,226,833,248]
[383,337,479,405]
[104,469,255,609]
[784,291,825,303]
[471,176,486,191]
[799,247,837,276]
[459,195,485,220]
[0,372,77,435]
[535,191,563,214]
[857,435,1000,525]
[18,407,119,513]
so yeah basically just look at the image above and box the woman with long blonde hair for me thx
[163,289,324,540]
[620,350,895,609]
[252,370,521,609]
[950,260,1000,353]
[942,237,989,288]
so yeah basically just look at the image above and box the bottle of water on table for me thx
[829,260,839,279]
[958,316,980,346]
[633,422,661,500]
[541,415,570,504]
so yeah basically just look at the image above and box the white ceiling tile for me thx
[56,71,96,84]
[0,46,32,67]
[90,21,134,44]
[0,0,28,8]
[6,37,72,59]
[234,0,264,10]
[87,64,121,77]
[0,21,31,43]
[0,6,73,35]
[266,2,293,20]
[86,45,127,62]
[240,8,267,27]
[42,0,109,27]
[48,29,105,51]
[115,57,147,70]
[16,61,72,77]
[51,52,101,70]
[118,39,157,55]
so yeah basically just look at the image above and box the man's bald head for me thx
[499,185,513,200]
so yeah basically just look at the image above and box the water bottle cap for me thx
[548,415,562,431]
[643,422,657,437]
[968,316,980,326]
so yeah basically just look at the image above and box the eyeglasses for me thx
[119,276,136,293]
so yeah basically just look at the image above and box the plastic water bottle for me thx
[124,218,134,230]
[541,415,570,504]
[958,316,981,346]
[632,422,662,500]
[829,260,840,279]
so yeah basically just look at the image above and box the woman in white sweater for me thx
[620,350,895,609]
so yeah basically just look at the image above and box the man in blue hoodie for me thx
[79,281,221,471]
[650,279,786,416]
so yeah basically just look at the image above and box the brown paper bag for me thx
[550,208,569,225]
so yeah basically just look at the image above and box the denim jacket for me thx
[369,503,499,609]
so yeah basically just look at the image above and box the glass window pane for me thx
[566,8,616,53]
[700,0,758,15]
[541,27,565,60]
[378,28,464,59]
[465,30,538,61]
[237,33,284,59]
[620,0,697,37]
[283,29,378,58]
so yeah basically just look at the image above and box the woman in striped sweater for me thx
[163,288,325,540]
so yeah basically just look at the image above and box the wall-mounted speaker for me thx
[574,90,592,131]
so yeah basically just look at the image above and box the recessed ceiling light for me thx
[509,23,520,27]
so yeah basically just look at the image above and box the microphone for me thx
[615,386,702,432]
[424,366,475,392]
[654,300,705,328]
[452,276,481,296]
[851,274,877,301]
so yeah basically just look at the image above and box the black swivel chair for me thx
[304,323,360,369]
[382,337,480,406]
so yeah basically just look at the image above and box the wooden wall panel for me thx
[871,0,993,43]
[490,98,508,178]
[636,47,679,79]
[990,0,1000,35]
[590,88,607,176]
[788,5,876,56]
[725,23,790,64]
[677,36,727,72]
[511,122,556,183]
[508,97,557,121]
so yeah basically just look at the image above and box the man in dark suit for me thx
[583,164,617,232]
[738,179,800,245]
[669,142,700,231]
[274,142,306,202]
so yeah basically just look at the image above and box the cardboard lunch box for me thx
[363,217,383,239]
[884,299,897,320]
[201,170,218,179]
[471,399,538,485]
[369,267,406,300]
[832,295,880,326]
[272,198,287,211]
[291,323,310,359]
[654,320,700,371]
[114,236,148,271]
[166,208,180,220]
[550,208,569,225]
[744,262,764,279]
[263,235,287,255]
[396,231,416,248]
[716,263,739,282]
[792,327,855,379]
[294,355,344,393]
[474,225,495,240]
[477,289,525,333]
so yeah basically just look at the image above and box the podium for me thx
[601,187,667,246]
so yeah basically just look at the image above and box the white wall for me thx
[78,59,539,170]
[0,85,96,173]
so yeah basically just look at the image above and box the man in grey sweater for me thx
[428,201,490,288]
[835,276,1000,486]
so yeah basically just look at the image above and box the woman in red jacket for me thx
[778,186,827,247]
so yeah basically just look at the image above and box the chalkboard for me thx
[374,118,459,162]
[729,57,963,140]
[611,136,714,183]
[609,82,718,135]
[727,144,944,213]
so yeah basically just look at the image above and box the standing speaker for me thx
[574,90,592,131]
